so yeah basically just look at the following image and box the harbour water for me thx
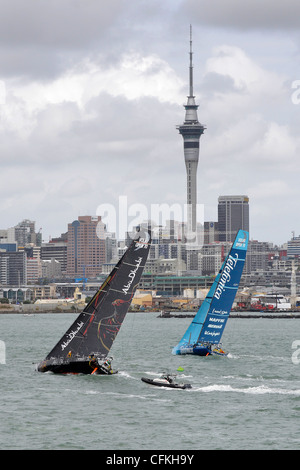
[0,312,299,450]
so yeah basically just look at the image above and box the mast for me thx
[291,259,297,309]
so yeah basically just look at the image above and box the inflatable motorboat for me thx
[141,375,191,389]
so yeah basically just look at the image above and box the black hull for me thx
[141,377,191,389]
[37,360,117,375]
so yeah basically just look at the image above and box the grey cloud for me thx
[180,0,300,30]
[200,72,238,96]
[0,0,125,47]
[0,0,126,78]
[0,1,180,79]
[0,1,299,244]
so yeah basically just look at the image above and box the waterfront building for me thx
[139,272,214,297]
[218,195,249,242]
[0,287,33,303]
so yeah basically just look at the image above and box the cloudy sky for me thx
[0,0,300,245]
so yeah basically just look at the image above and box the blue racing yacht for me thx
[172,230,249,356]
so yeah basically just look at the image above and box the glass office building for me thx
[218,195,249,242]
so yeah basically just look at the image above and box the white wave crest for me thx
[193,384,300,396]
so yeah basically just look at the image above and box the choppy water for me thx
[0,312,299,450]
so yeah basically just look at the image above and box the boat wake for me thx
[227,353,239,359]
[118,370,136,380]
[191,384,300,396]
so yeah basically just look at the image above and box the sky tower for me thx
[177,26,205,235]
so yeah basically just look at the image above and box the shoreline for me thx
[1,308,300,318]
[158,311,300,319]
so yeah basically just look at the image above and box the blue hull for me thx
[173,344,227,356]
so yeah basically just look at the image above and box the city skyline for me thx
[1,211,299,296]
[2,196,298,250]
[0,2,299,245]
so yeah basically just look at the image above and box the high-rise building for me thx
[287,235,300,257]
[218,195,249,242]
[204,221,219,244]
[26,245,42,283]
[41,235,68,275]
[67,216,106,278]
[14,219,42,246]
[0,251,27,285]
[177,26,205,234]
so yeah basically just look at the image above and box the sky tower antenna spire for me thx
[189,24,194,97]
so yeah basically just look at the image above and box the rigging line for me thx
[108,287,125,293]
[123,261,144,267]
[109,287,133,294]
[72,334,88,340]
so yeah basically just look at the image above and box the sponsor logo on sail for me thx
[235,232,247,248]
[61,321,84,351]
[203,330,221,338]
[122,257,143,295]
[134,232,150,250]
[214,253,238,300]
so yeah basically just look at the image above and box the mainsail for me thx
[38,229,151,373]
[172,230,249,356]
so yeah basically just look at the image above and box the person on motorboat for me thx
[89,354,115,374]
[100,358,114,374]
[88,353,99,371]
[161,374,173,384]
